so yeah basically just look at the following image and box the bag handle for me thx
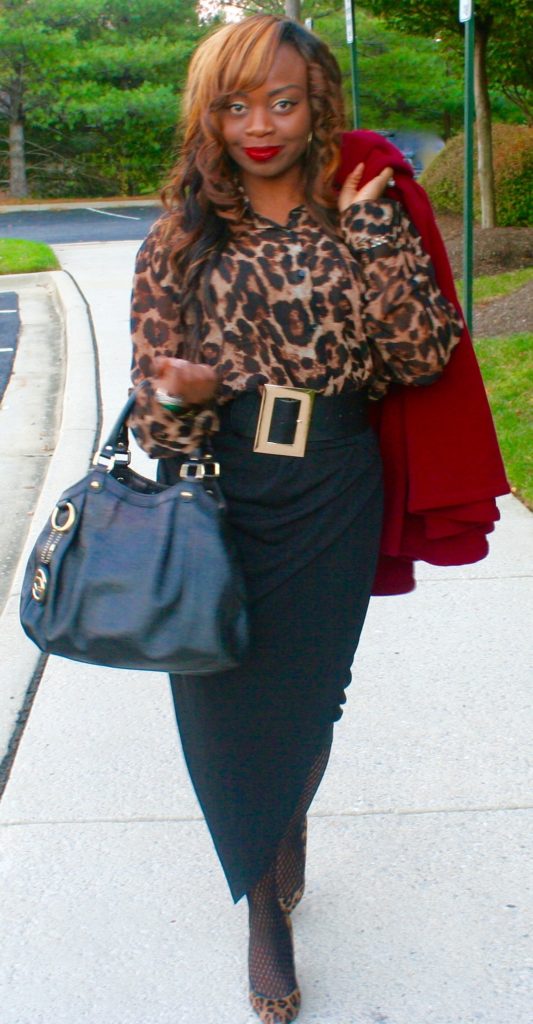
[93,386,220,481]
[93,391,136,470]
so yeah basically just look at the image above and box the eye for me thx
[273,99,297,112]
[227,102,247,115]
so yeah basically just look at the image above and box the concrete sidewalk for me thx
[0,244,531,1024]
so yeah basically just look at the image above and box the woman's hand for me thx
[337,162,393,214]
[154,356,217,406]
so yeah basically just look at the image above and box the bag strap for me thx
[93,386,219,482]
[93,391,136,470]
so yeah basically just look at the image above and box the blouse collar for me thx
[241,198,308,232]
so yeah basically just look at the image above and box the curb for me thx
[0,270,99,791]
[0,199,160,214]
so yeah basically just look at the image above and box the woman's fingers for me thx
[346,161,365,187]
[338,163,394,212]
[337,162,364,213]
[154,356,217,405]
[355,166,394,203]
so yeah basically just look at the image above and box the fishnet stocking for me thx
[275,739,331,912]
[247,741,332,1000]
[248,859,297,999]
[275,817,307,913]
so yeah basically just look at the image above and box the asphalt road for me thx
[0,291,19,403]
[0,205,160,244]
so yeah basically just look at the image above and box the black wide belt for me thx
[219,385,369,458]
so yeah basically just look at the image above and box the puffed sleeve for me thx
[340,198,463,398]
[129,223,217,457]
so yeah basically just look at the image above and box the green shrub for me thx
[421,123,533,226]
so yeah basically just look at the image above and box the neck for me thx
[241,165,305,223]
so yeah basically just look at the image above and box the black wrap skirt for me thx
[159,400,384,903]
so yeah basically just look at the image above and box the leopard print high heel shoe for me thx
[249,987,302,1023]
[276,817,307,914]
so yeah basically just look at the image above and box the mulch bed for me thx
[436,214,533,278]
[473,279,533,339]
[436,213,533,339]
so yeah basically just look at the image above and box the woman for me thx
[129,15,463,1023]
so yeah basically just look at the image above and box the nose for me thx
[245,107,274,137]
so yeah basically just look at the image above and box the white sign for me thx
[459,0,473,22]
[345,0,354,44]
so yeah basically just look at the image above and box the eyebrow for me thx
[231,84,305,98]
[268,84,305,96]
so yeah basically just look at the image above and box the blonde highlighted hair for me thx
[161,15,345,351]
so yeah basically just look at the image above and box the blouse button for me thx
[297,269,306,280]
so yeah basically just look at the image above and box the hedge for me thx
[420,123,533,227]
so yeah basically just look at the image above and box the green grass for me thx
[456,266,533,305]
[0,237,60,274]
[475,332,533,508]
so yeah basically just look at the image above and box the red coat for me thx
[337,130,509,595]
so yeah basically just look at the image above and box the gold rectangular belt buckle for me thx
[253,384,316,458]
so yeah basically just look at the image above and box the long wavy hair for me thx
[161,15,345,354]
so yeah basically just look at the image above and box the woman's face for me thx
[219,43,312,184]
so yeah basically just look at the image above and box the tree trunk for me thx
[9,121,28,199]
[474,20,496,228]
[284,0,301,21]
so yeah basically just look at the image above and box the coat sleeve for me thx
[340,198,464,398]
[129,225,217,457]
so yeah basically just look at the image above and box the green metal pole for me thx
[463,5,475,334]
[345,0,361,129]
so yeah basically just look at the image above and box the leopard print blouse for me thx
[129,198,463,456]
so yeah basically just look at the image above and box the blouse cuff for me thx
[340,198,405,263]
[128,380,218,457]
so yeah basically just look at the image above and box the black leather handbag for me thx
[19,392,248,673]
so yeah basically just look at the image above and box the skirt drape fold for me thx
[162,425,383,901]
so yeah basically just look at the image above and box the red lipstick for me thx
[243,146,283,162]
